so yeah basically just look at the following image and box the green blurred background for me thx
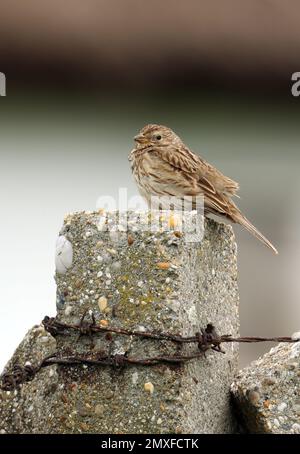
[0,0,300,370]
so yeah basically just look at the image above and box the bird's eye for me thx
[156,135,162,140]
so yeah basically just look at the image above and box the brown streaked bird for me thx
[129,124,278,254]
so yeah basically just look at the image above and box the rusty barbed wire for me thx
[42,316,297,345]
[0,313,299,391]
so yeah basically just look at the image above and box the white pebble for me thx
[137,325,146,332]
[291,331,300,341]
[98,296,108,312]
[65,305,73,316]
[55,236,73,274]
[132,372,139,385]
[292,423,300,432]
[273,418,280,428]
[96,217,107,231]
[39,336,49,344]
[277,402,287,412]
[97,271,103,278]
[290,342,300,358]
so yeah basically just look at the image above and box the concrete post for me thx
[0,211,239,434]
[231,340,300,434]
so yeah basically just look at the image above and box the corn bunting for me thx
[129,124,277,254]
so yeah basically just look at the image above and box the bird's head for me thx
[134,124,181,148]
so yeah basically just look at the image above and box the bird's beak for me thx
[134,134,147,144]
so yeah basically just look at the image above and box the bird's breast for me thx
[130,148,153,178]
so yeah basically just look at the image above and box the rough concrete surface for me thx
[231,341,300,433]
[0,211,239,434]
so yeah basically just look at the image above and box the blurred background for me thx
[0,0,300,370]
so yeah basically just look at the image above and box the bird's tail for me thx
[232,210,278,254]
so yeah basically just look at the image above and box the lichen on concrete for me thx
[0,210,239,434]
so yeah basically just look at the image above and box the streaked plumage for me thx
[129,124,278,254]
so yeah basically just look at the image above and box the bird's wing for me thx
[156,144,201,174]
[198,159,240,215]
[203,160,240,197]
[154,145,239,215]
